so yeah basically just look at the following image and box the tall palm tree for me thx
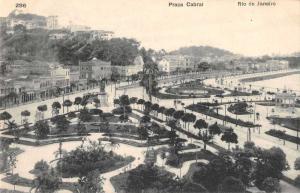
[21,110,30,124]
[142,61,159,102]
[63,100,73,113]
[74,97,82,110]
[51,102,61,117]
[221,128,238,150]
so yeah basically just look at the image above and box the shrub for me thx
[34,160,49,173]
[244,141,255,149]
[68,112,77,118]
[112,106,132,115]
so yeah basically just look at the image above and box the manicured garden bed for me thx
[265,129,300,144]
[110,164,207,193]
[187,104,260,128]
[267,117,300,132]
[166,149,217,168]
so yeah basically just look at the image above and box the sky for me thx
[0,0,300,56]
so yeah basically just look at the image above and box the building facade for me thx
[79,58,112,81]
[158,55,196,73]
[46,16,58,30]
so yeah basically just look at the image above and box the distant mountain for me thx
[169,46,235,57]
[8,10,46,20]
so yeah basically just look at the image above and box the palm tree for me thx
[142,60,159,102]
[194,119,209,150]
[21,110,30,124]
[143,101,152,114]
[157,106,166,120]
[113,98,120,107]
[0,111,12,125]
[63,100,72,113]
[151,103,160,117]
[51,102,61,117]
[137,99,145,110]
[173,110,184,127]
[129,97,138,109]
[221,128,238,150]
[74,97,82,110]
[164,108,175,121]
[37,105,47,121]
[119,95,130,118]
[208,122,222,143]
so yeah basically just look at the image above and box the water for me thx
[251,74,300,92]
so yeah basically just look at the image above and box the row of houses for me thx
[0,56,144,107]
[157,54,289,73]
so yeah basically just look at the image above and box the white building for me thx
[158,55,196,73]
[46,16,59,30]
[112,55,144,77]
[90,30,114,40]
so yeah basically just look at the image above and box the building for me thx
[68,24,91,33]
[79,58,112,81]
[46,16,58,30]
[158,55,196,73]
[275,90,296,108]
[112,55,144,78]
[90,30,114,40]
[50,65,70,91]
[8,60,51,75]
[49,32,68,40]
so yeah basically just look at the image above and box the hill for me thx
[169,46,235,57]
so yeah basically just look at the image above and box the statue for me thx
[100,79,106,93]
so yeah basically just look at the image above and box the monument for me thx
[99,79,108,106]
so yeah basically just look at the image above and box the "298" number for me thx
[16,3,27,8]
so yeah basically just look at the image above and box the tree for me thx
[6,120,18,138]
[137,99,145,110]
[37,105,47,120]
[140,115,151,125]
[32,169,61,193]
[34,121,50,139]
[173,110,184,126]
[119,95,130,117]
[77,169,104,193]
[7,150,17,175]
[141,54,159,102]
[79,109,92,122]
[143,101,152,114]
[130,97,137,108]
[254,147,289,188]
[208,122,221,143]
[51,115,70,133]
[0,111,12,124]
[261,177,280,193]
[221,128,238,150]
[151,103,159,117]
[51,101,61,117]
[194,119,208,131]
[164,108,175,121]
[34,160,50,174]
[219,176,245,193]
[63,99,73,113]
[74,97,82,110]
[21,110,30,124]
[113,98,120,107]
[157,106,166,120]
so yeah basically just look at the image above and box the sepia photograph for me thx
[0,0,299,192]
